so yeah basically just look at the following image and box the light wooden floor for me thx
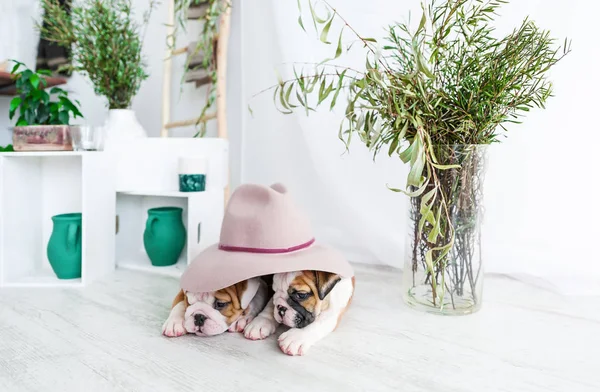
[0,264,598,392]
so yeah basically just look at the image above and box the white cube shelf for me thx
[0,138,228,285]
[0,152,115,287]
[113,137,228,194]
[112,137,228,278]
[116,190,224,278]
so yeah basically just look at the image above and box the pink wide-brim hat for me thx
[180,183,354,293]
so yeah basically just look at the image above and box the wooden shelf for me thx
[0,71,67,96]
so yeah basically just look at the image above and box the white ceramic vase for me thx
[102,109,147,151]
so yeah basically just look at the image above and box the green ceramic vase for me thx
[47,213,82,279]
[143,207,186,267]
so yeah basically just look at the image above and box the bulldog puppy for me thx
[244,271,355,356]
[162,277,270,337]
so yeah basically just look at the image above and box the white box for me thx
[116,190,224,278]
[112,137,228,278]
[0,152,116,287]
[113,137,228,193]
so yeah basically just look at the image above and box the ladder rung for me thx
[164,112,217,129]
[171,34,220,57]
[171,46,188,56]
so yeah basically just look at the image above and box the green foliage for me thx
[0,145,14,152]
[171,0,230,136]
[266,0,570,307]
[39,0,157,109]
[8,61,83,126]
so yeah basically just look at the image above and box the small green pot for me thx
[143,207,186,267]
[179,174,206,192]
[47,213,82,279]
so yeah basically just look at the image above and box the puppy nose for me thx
[277,305,287,317]
[194,314,207,327]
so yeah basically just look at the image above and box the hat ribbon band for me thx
[218,238,315,254]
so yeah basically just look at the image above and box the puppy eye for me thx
[292,291,310,301]
[214,301,229,310]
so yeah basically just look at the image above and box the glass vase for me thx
[402,145,488,315]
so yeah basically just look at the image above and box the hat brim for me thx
[180,243,355,293]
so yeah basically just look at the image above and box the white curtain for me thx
[0,1,40,68]
[241,0,600,295]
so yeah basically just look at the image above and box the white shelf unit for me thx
[113,138,228,195]
[113,137,228,278]
[0,152,115,287]
[116,190,223,278]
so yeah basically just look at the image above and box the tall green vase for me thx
[143,207,186,267]
[47,213,82,280]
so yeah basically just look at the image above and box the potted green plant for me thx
[263,0,570,314]
[8,62,83,151]
[39,0,157,149]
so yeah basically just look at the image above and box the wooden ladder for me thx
[160,0,231,203]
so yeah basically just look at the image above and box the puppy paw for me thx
[162,318,186,337]
[228,315,254,333]
[278,329,314,356]
[244,316,278,340]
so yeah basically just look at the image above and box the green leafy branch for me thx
[40,0,158,110]
[260,0,570,303]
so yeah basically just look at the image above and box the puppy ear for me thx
[314,271,341,300]
[174,289,190,307]
[236,278,261,309]
[186,291,199,305]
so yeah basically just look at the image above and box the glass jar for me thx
[402,145,488,315]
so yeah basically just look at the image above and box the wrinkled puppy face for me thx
[184,279,259,336]
[273,271,341,328]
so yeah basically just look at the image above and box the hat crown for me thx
[219,183,313,250]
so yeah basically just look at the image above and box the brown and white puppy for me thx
[243,271,355,356]
[162,277,270,337]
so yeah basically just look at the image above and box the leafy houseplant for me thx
[266,0,570,314]
[9,62,82,126]
[40,0,156,110]
[9,62,83,151]
[39,0,157,147]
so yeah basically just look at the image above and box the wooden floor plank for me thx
[1,265,598,392]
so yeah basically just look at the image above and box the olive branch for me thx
[39,0,158,110]
[259,0,570,307]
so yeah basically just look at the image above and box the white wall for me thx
[242,0,600,294]
[2,0,597,294]
[0,0,244,187]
